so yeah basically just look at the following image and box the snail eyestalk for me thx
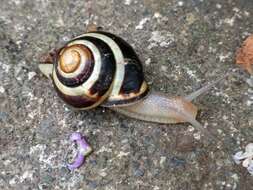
[184,72,230,101]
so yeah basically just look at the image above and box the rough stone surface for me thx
[0,0,253,189]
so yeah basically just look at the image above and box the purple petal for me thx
[66,152,85,170]
[78,139,92,155]
[70,132,92,156]
[70,132,82,141]
[65,132,92,170]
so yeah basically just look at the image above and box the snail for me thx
[39,28,227,138]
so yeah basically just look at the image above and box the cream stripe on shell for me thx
[53,40,102,97]
[74,33,125,99]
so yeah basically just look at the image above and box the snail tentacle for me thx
[184,73,229,101]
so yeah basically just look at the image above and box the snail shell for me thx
[52,32,149,109]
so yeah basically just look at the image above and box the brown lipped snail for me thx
[39,28,227,138]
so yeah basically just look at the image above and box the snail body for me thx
[39,30,225,137]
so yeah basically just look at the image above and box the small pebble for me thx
[178,1,184,6]
[99,171,107,177]
[246,77,253,87]
[88,181,97,189]
[169,157,186,168]
[153,12,162,18]
[244,11,250,17]
[160,156,166,168]
[216,4,222,9]
[246,100,253,106]
[133,168,145,177]
[145,58,151,65]
[28,71,36,80]
[170,157,186,167]
[124,0,132,5]
[160,65,167,72]
[136,18,150,30]
[62,36,70,42]
[0,86,5,93]
[193,132,201,140]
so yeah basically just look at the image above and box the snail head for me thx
[39,48,60,78]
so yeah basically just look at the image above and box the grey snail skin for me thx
[39,30,226,138]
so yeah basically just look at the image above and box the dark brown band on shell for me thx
[52,79,97,108]
[93,31,148,105]
[120,59,145,94]
[74,36,116,96]
[95,31,143,63]
[102,86,149,107]
[95,32,146,95]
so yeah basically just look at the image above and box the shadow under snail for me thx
[39,27,227,138]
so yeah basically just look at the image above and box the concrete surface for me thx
[0,0,253,189]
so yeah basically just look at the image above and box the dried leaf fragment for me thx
[236,35,253,74]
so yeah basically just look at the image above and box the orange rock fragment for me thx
[236,35,253,74]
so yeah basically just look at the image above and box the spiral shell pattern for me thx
[52,31,149,109]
